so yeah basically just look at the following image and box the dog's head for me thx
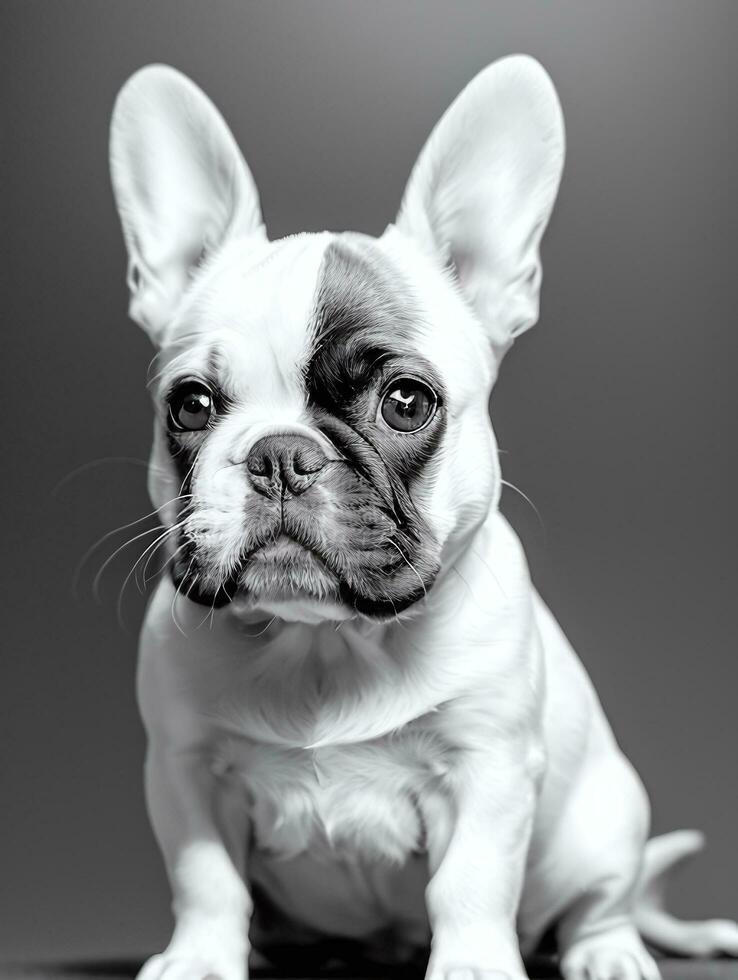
[109,57,564,623]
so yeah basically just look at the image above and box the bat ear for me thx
[395,55,565,362]
[109,64,266,345]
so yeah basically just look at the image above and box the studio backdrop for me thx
[2,0,737,962]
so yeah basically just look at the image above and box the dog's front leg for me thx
[138,744,251,980]
[424,736,541,980]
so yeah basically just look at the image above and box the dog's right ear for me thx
[110,65,265,344]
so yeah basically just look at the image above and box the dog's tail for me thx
[634,830,738,956]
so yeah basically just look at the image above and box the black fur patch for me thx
[306,237,423,409]
[298,236,447,616]
[306,235,446,486]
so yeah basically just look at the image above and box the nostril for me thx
[292,444,327,476]
[246,453,273,479]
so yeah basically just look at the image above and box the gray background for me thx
[2,0,736,962]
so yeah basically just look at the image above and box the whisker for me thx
[501,478,546,537]
[211,459,245,479]
[470,546,507,600]
[207,595,219,631]
[52,456,169,497]
[72,493,193,597]
[137,517,189,579]
[184,572,201,602]
[146,348,162,383]
[194,594,218,630]
[241,615,277,639]
[92,524,168,603]
[115,520,190,629]
[387,594,403,628]
[387,539,427,600]
[177,441,207,497]
[155,540,188,583]
[449,564,476,605]
[171,559,195,637]
[141,532,186,587]
[148,325,253,391]
[115,525,187,627]
[146,332,206,390]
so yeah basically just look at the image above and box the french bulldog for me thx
[109,57,738,980]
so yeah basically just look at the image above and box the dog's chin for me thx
[231,536,350,624]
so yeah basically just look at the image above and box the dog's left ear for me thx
[394,55,565,361]
[110,64,265,344]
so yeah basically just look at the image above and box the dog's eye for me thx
[168,381,213,432]
[379,379,437,433]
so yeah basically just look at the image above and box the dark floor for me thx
[1,958,737,980]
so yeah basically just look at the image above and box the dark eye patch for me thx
[305,236,446,491]
[306,237,423,409]
[306,237,443,410]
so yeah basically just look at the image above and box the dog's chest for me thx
[223,723,451,863]
[195,619,458,863]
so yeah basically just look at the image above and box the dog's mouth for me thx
[237,535,341,603]
[171,533,342,612]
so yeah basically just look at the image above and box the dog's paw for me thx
[439,971,525,980]
[561,930,660,980]
[427,970,524,980]
[425,926,528,980]
[137,952,244,980]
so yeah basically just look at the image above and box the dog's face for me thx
[147,231,494,621]
[110,58,564,622]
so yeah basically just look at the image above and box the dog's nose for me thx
[245,434,328,497]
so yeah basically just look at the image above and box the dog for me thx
[109,57,738,980]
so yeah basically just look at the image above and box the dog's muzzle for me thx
[171,426,440,619]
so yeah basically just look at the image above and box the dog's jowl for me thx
[110,57,738,980]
